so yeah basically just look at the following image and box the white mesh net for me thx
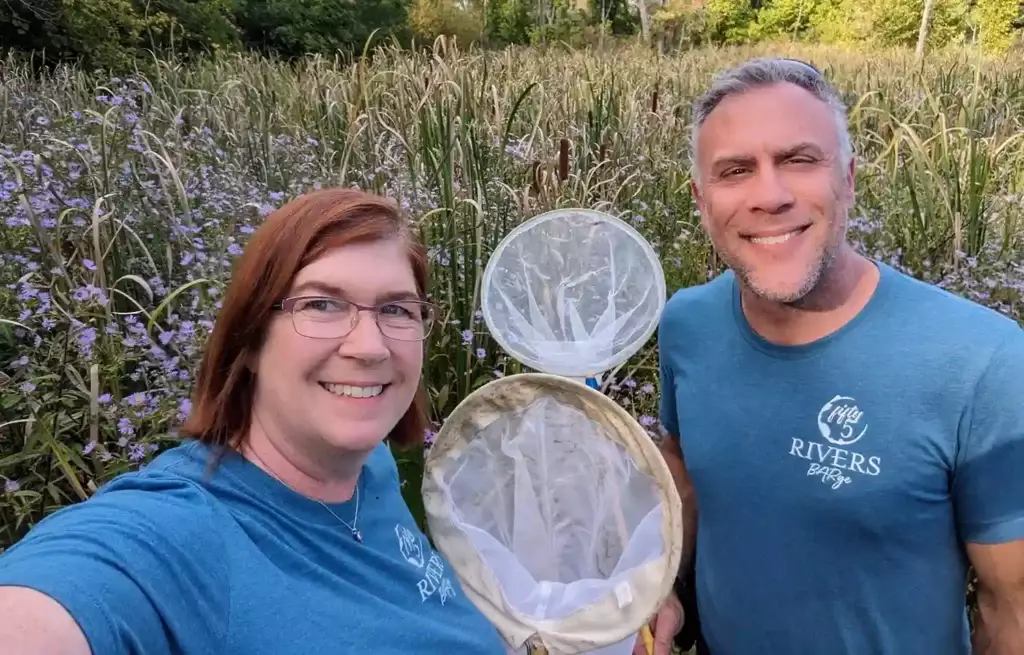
[426,210,679,654]
[424,375,682,655]
[481,209,666,377]
[437,395,664,623]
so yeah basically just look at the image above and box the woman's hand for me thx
[633,591,684,655]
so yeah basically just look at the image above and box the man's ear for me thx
[848,155,856,196]
[691,178,709,233]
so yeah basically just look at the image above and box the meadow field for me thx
[1,40,1023,558]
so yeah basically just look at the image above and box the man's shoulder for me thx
[661,270,736,331]
[882,263,1020,346]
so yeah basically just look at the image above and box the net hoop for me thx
[422,372,683,654]
[480,208,667,378]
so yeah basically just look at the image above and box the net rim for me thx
[480,208,668,377]
[421,372,684,653]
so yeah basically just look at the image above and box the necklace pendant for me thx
[352,529,363,543]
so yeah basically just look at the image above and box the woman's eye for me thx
[302,298,345,312]
[380,303,415,318]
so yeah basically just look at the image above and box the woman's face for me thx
[249,237,425,457]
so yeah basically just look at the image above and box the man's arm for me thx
[968,540,1024,655]
[953,329,1024,654]
[660,433,698,576]
[656,324,698,579]
[0,586,92,655]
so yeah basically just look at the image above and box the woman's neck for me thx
[240,424,364,504]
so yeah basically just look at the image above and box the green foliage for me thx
[0,0,241,71]
[809,0,969,49]
[588,0,637,35]
[749,0,823,41]
[703,0,758,44]
[410,0,483,46]
[3,0,1022,70]
[0,0,410,72]
[485,0,532,45]
[150,0,242,55]
[971,0,1023,53]
[652,0,711,48]
[528,6,598,47]
[235,0,409,58]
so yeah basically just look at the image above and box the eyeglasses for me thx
[271,295,438,342]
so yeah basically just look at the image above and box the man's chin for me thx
[740,270,818,305]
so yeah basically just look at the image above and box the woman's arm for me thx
[0,475,230,655]
[0,586,92,655]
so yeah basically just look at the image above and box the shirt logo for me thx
[394,524,457,605]
[789,395,881,489]
[817,395,868,446]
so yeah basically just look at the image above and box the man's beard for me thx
[718,223,843,308]
[738,244,837,307]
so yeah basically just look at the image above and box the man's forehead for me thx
[706,81,832,123]
[697,85,839,155]
[710,140,829,162]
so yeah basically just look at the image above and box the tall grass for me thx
[1,40,1023,546]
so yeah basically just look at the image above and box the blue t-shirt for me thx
[658,261,1024,655]
[0,440,508,654]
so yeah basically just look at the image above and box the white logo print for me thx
[393,524,457,605]
[395,524,425,568]
[817,395,868,446]
[789,395,881,490]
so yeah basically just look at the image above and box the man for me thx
[655,57,1024,654]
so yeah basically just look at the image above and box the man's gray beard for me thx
[730,243,838,308]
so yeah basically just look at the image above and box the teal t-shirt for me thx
[0,439,508,654]
[658,261,1024,655]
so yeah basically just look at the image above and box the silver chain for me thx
[316,489,362,543]
[248,448,363,543]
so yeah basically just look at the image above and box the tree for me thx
[916,0,936,60]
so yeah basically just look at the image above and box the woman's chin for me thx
[318,424,394,453]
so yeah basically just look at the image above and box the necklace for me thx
[316,488,362,543]
[248,448,363,544]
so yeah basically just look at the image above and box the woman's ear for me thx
[244,348,259,375]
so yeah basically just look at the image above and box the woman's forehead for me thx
[291,240,419,298]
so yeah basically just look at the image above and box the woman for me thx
[0,188,509,654]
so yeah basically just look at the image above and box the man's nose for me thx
[748,165,796,215]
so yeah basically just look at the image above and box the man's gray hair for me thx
[689,57,854,181]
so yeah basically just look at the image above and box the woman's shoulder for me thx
[0,440,233,654]
[1,439,228,570]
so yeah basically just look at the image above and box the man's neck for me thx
[739,247,879,347]
[240,418,366,504]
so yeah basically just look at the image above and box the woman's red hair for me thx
[181,187,430,455]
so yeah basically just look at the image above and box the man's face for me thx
[691,82,855,304]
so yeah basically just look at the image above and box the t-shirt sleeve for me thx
[953,328,1024,544]
[658,329,680,440]
[0,475,230,654]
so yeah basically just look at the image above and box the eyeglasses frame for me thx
[270,294,439,342]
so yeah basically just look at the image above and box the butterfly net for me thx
[423,375,682,654]
[480,209,666,378]
[424,209,680,654]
